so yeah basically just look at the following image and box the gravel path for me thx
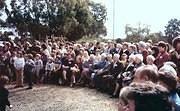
[6,85,118,111]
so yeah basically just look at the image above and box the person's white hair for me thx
[100,42,105,47]
[135,54,143,62]
[146,55,155,62]
[85,42,89,46]
[139,41,146,48]
[93,40,97,44]
[129,44,136,49]
[129,54,135,61]
[163,62,177,69]
[159,64,177,77]
[117,43,122,48]
[107,54,112,58]
[83,51,89,56]
[101,53,107,59]
[113,54,120,59]
[89,54,95,60]
[107,40,112,43]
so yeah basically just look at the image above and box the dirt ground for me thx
[6,85,118,111]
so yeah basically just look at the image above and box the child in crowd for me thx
[44,57,55,83]
[0,76,13,111]
[34,54,43,84]
[24,54,35,89]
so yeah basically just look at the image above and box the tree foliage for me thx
[0,0,5,9]
[144,32,164,43]
[0,0,107,41]
[165,18,180,44]
[125,24,150,42]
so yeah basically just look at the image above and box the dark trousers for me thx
[94,74,103,89]
[44,70,51,83]
[0,105,6,111]
[26,71,33,87]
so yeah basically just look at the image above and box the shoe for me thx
[70,83,73,87]
[58,78,63,85]
[110,95,118,98]
[14,86,20,88]
[14,85,24,88]
[19,85,24,87]
[26,87,33,90]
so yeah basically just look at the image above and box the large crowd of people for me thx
[0,36,180,111]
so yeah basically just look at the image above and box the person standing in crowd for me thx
[3,42,11,79]
[151,46,159,58]
[138,41,149,64]
[41,44,50,66]
[118,82,172,111]
[0,76,13,111]
[9,51,17,82]
[24,54,35,89]
[155,41,170,68]
[14,51,25,88]
[34,54,43,84]
[44,57,55,83]
[171,37,180,76]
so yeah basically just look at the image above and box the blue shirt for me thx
[170,92,180,111]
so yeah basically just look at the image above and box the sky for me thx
[93,0,180,39]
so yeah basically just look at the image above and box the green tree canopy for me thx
[165,18,180,44]
[0,0,107,41]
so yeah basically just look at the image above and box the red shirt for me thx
[155,51,170,68]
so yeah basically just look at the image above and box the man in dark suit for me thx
[93,54,113,90]
[101,54,125,94]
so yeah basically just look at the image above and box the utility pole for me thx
[113,0,115,41]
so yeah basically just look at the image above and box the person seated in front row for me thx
[69,55,83,87]
[101,54,125,94]
[79,54,95,86]
[93,54,113,91]
[51,55,62,85]
[61,53,75,85]
[89,53,108,87]
[111,54,135,98]
[133,54,145,71]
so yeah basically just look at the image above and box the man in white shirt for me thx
[14,51,25,88]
